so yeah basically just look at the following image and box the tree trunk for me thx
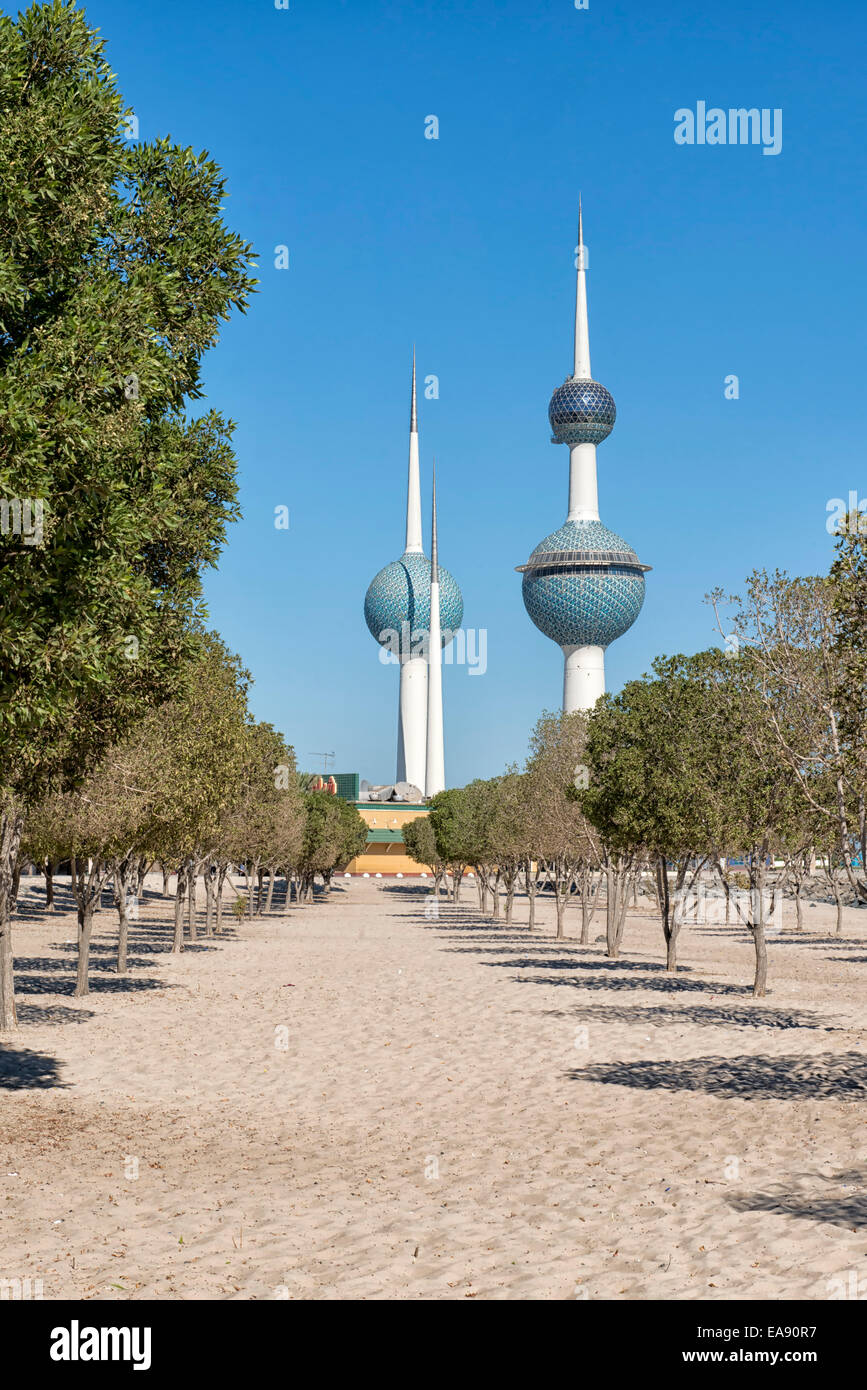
[554,875,566,940]
[656,856,677,972]
[204,870,215,938]
[45,859,55,912]
[794,882,803,931]
[172,867,186,953]
[751,862,769,997]
[605,862,630,959]
[265,868,276,915]
[834,884,844,934]
[605,868,618,958]
[579,871,597,945]
[162,865,171,897]
[492,872,501,920]
[187,870,197,941]
[753,921,768,996]
[526,865,536,930]
[505,881,514,925]
[216,865,228,931]
[75,903,95,997]
[451,866,464,903]
[0,807,24,1030]
[116,896,129,974]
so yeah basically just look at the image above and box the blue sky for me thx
[82,0,866,782]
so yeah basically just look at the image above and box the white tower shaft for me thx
[405,348,423,554]
[567,443,600,521]
[396,350,426,791]
[565,199,604,709]
[426,463,445,797]
[563,644,605,712]
[397,654,428,789]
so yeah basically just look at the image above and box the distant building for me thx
[314,771,432,876]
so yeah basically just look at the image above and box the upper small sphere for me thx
[365,552,464,655]
[549,377,616,447]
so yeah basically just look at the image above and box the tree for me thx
[710,571,865,902]
[427,788,473,902]
[402,815,446,894]
[330,798,367,883]
[699,647,802,996]
[295,793,342,903]
[526,711,600,942]
[140,632,251,951]
[486,771,536,927]
[0,2,256,1027]
[582,655,724,971]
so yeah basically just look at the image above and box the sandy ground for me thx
[1,871,866,1301]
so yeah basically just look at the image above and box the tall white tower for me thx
[425,462,445,797]
[364,354,464,794]
[395,351,427,788]
[518,201,649,712]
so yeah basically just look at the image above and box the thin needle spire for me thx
[573,195,592,380]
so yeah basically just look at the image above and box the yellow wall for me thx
[344,803,433,876]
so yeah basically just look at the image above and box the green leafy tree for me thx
[427,787,473,902]
[526,711,600,942]
[295,793,342,904]
[0,2,256,1027]
[402,815,445,894]
[138,632,251,951]
[582,655,725,971]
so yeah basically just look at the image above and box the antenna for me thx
[307,751,335,774]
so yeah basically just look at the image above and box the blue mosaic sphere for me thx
[365,552,464,655]
[521,519,645,648]
[549,378,616,447]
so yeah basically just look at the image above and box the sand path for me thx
[2,875,866,1300]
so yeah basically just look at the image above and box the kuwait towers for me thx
[364,355,463,794]
[518,203,650,710]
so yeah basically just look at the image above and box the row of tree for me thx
[407,528,867,998]
[11,628,366,1002]
[0,6,366,1025]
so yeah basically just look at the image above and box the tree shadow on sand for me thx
[15,1002,96,1026]
[537,1002,838,1031]
[571,1051,867,1099]
[12,958,168,997]
[729,1168,867,1231]
[442,944,604,956]
[0,1047,65,1089]
[508,970,748,995]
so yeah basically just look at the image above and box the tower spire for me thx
[430,457,439,583]
[405,346,423,553]
[425,458,445,797]
[573,195,592,381]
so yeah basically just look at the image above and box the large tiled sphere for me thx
[549,378,616,446]
[522,519,645,648]
[365,552,464,655]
